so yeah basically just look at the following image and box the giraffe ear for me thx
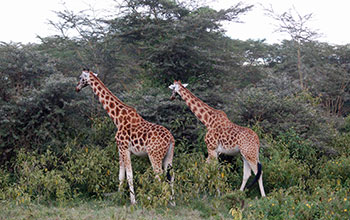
[93,73,98,77]
[182,83,188,87]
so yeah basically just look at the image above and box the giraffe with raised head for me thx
[169,80,266,197]
[76,69,175,204]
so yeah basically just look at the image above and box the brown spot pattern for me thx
[177,80,261,174]
[86,72,175,204]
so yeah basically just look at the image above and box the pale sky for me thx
[0,0,349,45]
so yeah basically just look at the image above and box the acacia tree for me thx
[303,42,350,115]
[108,0,254,83]
[265,6,320,89]
[49,0,253,85]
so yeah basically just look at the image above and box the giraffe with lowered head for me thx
[76,69,175,204]
[169,80,266,197]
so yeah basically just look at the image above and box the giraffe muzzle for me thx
[170,90,177,100]
[75,85,81,92]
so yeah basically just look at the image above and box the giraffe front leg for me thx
[118,151,125,192]
[205,131,218,163]
[206,149,218,163]
[123,150,136,205]
[148,153,163,182]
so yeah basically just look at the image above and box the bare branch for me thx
[263,5,321,43]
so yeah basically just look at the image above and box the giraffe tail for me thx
[247,162,262,189]
[163,141,174,182]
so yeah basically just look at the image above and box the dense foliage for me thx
[1,0,350,219]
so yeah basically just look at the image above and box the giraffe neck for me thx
[88,73,141,127]
[178,86,217,128]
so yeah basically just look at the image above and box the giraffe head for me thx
[76,69,97,92]
[169,80,188,100]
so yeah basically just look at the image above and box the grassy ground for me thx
[0,197,231,220]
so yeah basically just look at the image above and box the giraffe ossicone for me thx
[76,69,176,205]
[169,80,266,197]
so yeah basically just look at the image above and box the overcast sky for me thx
[1,0,349,45]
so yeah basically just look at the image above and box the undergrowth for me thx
[1,120,350,219]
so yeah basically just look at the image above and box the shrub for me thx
[134,169,174,208]
[5,148,71,203]
[339,115,350,133]
[230,73,338,156]
[1,138,120,203]
[0,168,11,200]
[0,73,91,164]
[172,153,239,203]
[317,155,350,188]
[260,135,310,192]
[86,116,116,148]
[276,129,319,167]
[63,142,119,197]
[331,116,350,156]
[0,42,55,101]
[243,186,350,219]
[331,133,350,156]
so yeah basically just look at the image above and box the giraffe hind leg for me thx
[121,150,136,204]
[240,157,266,197]
[246,162,262,188]
[118,158,125,192]
[240,158,252,191]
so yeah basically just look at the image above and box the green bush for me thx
[0,73,91,164]
[0,42,55,101]
[172,153,239,203]
[317,155,350,188]
[4,148,71,203]
[276,129,318,166]
[63,142,119,197]
[243,186,350,219]
[230,73,338,157]
[262,154,309,192]
[134,169,174,208]
[85,116,116,148]
[1,138,119,203]
[260,135,310,192]
[331,132,350,156]
[340,115,350,133]
[0,168,12,200]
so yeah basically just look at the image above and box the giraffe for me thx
[76,69,175,204]
[169,81,266,197]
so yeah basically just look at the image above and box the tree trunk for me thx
[297,43,303,89]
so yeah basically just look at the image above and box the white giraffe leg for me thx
[241,156,266,197]
[118,152,125,192]
[247,160,266,197]
[258,170,266,197]
[124,150,136,204]
[240,158,252,191]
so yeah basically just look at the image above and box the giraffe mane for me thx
[89,72,138,113]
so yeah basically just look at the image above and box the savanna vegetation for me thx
[1,0,350,219]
